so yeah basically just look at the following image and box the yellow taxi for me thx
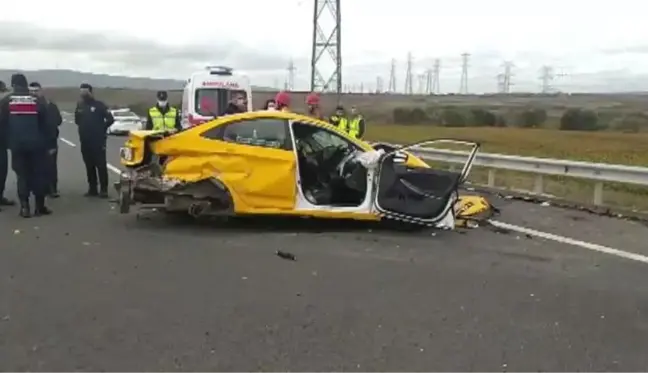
[116,110,488,229]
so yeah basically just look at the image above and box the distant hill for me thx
[0,69,274,91]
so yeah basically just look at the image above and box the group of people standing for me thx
[0,74,115,218]
[262,91,367,139]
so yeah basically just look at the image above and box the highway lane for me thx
[1,120,648,370]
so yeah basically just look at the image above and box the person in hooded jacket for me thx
[0,74,53,217]
[306,93,323,119]
[74,83,114,198]
[220,93,247,115]
[329,105,348,133]
[275,91,291,112]
[29,82,62,197]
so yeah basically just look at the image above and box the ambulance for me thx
[181,66,253,127]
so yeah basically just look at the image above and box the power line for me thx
[404,52,413,95]
[310,0,342,96]
[388,58,397,93]
[459,53,470,94]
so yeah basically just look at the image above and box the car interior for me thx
[292,122,368,207]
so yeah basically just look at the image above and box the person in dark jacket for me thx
[0,74,53,217]
[145,91,182,131]
[220,93,247,115]
[29,82,62,198]
[262,99,277,110]
[74,83,114,198]
[0,79,15,208]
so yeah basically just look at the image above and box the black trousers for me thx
[0,148,7,198]
[80,141,108,191]
[11,148,47,202]
[46,146,58,192]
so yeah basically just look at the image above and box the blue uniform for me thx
[0,87,51,205]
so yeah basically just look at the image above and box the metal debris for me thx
[276,250,296,261]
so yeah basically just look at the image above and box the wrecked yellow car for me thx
[116,110,485,229]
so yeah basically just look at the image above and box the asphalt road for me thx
[2,116,648,371]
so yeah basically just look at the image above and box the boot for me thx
[34,196,52,216]
[19,200,31,218]
[84,187,98,197]
[0,196,15,206]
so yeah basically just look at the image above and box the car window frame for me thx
[291,121,362,154]
[201,117,293,151]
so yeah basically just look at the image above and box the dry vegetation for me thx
[46,87,648,210]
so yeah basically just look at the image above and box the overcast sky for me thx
[2,0,648,93]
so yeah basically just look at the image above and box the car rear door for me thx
[373,139,479,224]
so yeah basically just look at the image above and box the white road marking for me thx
[58,134,648,265]
[488,220,648,264]
[59,137,76,147]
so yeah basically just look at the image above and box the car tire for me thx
[118,186,131,214]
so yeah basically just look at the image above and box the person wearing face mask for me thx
[305,93,323,119]
[145,91,182,131]
[74,83,114,198]
[263,99,277,111]
[347,105,366,139]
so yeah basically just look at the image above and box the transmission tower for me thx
[425,69,432,95]
[285,59,296,91]
[388,59,397,93]
[376,76,384,93]
[417,73,426,94]
[310,0,342,96]
[459,53,470,94]
[496,61,514,93]
[404,52,414,95]
[432,59,440,94]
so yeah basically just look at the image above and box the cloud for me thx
[0,21,303,72]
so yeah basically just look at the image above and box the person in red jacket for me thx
[306,93,323,119]
[275,91,291,112]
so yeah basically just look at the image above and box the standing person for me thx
[0,79,14,208]
[347,105,366,139]
[263,99,277,110]
[306,93,323,119]
[145,91,182,131]
[329,105,348,133]
[275,91,291,112]
[220,93,247,115]
[29,82,62,198]
[0,73,53,217]
[74,83,114,199]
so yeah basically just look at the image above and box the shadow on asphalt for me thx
[124,210,450,237]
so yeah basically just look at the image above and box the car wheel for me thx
[118,185,131,214]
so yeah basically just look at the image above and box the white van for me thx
[181,66,253,128]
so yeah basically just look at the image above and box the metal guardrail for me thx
[405,147,648,206]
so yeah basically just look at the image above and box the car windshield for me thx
[113,111,138,118]
[195,88,247,116]
[296,125,353,154]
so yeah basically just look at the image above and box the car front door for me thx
[373,139,479,224]
[201,117,296,210]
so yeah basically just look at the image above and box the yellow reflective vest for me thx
[348,115,363,139]
[329,115,348,133]
[149,106,178,131]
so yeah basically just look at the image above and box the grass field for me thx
[366,125,648,166]
[47,87,648,211]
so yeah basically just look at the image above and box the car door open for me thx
[373,139,479,224]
